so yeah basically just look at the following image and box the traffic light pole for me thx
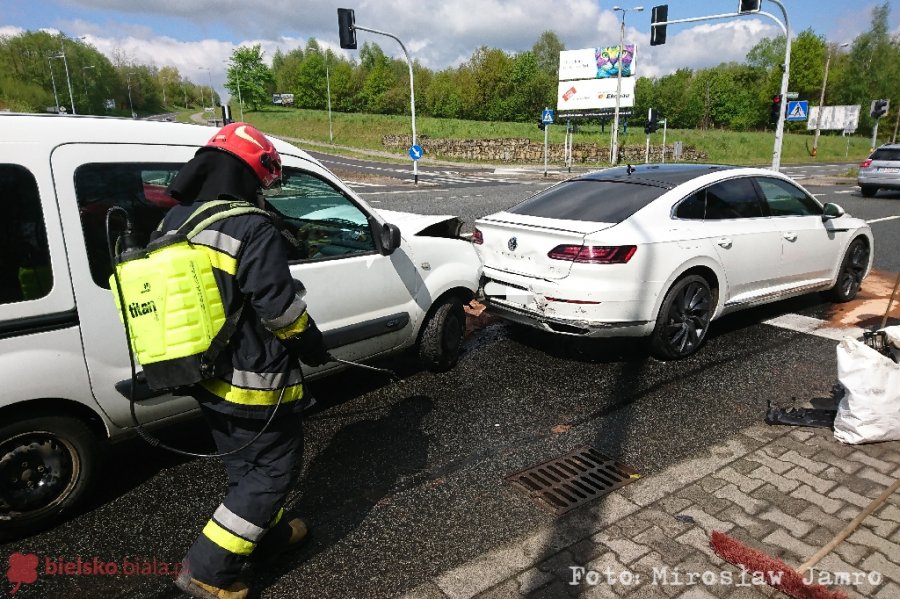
[648,1,790,170]
[352,24,419,184]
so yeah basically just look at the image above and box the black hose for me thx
[105,206,291,458]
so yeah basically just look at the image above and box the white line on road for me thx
[764,313,865,342]
[866,215,900,224]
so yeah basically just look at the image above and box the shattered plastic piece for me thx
[765,401,837,429]
[675,514,696,524]
[464,299,486,317]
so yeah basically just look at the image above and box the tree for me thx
[532,31,565,74]
[225,44,273,112]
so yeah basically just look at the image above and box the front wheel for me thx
[649,275,713,360]
[417,296,465,372]
[0,416,101,537]
[826,238,869,303]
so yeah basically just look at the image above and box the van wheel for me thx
[417,296,465,372]
[649,275,713,360]
[0,416,101,535]
[826,238,869,303]
[860,185,877,197]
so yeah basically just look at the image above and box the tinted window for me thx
[703,178,763,219]
[756,177,822,217]
[75,163,181,288]
[264,168,376,261]
[675,192,705,219]
[0,165,53,304]
[509,180,666,223]
[871,148,900,161]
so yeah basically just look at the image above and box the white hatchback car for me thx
[0,114,481,535]
[474,164,873,359]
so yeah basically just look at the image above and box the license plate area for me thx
[877,167,900,173]
[484,280,533,306]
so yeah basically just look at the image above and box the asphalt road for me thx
[1,177,897,599]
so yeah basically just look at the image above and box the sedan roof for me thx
[576,164,741,189]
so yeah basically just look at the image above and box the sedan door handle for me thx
[783,232,797,242]
[716,237,733,249]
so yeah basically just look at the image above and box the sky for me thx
[2,0,898,102]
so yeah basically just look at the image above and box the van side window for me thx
[75,163,181,288]
[0,165,53,304]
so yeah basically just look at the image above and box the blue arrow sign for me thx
[408,144,423,160]
[542,109,554,124]
[786,100,809,122]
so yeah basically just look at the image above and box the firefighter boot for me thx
[175,569,249,599]
[251,516,310,562]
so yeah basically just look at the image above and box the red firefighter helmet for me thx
[204,122,282,188]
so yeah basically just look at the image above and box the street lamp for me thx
[82,65,95,112]
[811,41,850,157]
[611,5,643,164]
[47,57,60,114]
[226,61,244,121]
[126,72,136,118]
[199,67,213,111]
[50,50,77,115]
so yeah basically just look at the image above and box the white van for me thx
[0,114,481,535]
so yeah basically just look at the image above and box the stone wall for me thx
[382,135,708,164]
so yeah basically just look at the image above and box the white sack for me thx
[883,325,900,349]
[833,336,900,444]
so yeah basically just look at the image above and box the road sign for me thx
[542,108,554,125]
[786,100,809,122]
[408,144,423,161]
[785,91,799,99]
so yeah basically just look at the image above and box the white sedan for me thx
[473,164,874,359]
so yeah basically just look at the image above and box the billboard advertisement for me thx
[807,105,861,133]
[556,78,636,112]
[559,46,637,81]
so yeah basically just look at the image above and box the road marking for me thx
[763,313,864,342]
[866,215,900,224]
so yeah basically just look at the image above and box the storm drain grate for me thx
[505,445,640,515]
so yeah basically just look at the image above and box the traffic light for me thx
[871,99,889,119]
[739,0,761,13]
[644,108,659,134]
[538,120,545,131]
[769,94,783,124]
[650,5,668,46]
[337,8,357,50]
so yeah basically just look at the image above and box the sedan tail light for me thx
[859,159,873,168]
[547,245,637,264]
[471,227,483,245]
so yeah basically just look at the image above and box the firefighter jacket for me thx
[158,197,310,419]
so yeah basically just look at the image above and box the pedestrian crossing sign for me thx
[786,100,809,122]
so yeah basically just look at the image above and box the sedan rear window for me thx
[871,148,900,161]
[509,180,666,223]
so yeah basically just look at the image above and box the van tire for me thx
[417,296,465,372]
[0,416,101,536]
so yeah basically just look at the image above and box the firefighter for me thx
[162,123,330,599]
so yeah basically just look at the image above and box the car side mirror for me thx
[379,223,402,255]
[822,203,845,220]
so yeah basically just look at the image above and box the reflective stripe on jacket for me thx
[159,198,310,419]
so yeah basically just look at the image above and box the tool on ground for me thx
[862,270,900,360]
[764,401,836,429]
[710,476,900,599]
[334,358,400,382]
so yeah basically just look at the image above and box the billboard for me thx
[556,78,636,112]
[807,105,861,133]
[559,46,637,81]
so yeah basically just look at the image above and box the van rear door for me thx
[51,143,199,429]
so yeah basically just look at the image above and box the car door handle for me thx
[717,237,733,249]
[783,232,798,242]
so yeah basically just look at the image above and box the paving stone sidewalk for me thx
[401,425,900,599]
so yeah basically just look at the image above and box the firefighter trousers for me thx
[183,406,304,587]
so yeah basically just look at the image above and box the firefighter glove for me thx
[291,316,332,367]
